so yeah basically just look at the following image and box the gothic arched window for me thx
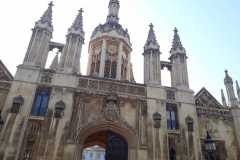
[31,89,50,117]
[104,60,111,78]
[10,95,24,114]
[111,61,117,78]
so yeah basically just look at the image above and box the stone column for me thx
[116,42,123,80]
[99,39,107,77]
[87,45,93,75]
[126,50,131,81]
[149,52,153,83]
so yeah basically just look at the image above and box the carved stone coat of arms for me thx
[103,95,120,121]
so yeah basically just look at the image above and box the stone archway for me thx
[77,121,137,160]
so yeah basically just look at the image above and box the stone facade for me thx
[0,1,240,160]
[0,60,13,111]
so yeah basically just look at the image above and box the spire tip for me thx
[149,23,154,29]
[79,8,84,13]
[49,1,54,7]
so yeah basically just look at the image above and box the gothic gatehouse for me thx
[0,1,240,160]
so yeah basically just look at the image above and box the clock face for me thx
[108,45,117,55]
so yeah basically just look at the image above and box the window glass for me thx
[31,90,49,116]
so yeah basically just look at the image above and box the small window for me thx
[54,101,65,118]
[185,116,194,132]
[10,96,24,114]
[166,103,178,130]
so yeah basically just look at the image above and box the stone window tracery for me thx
[104,46,117,78]
[90,47,101,75]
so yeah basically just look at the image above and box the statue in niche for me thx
[103,95,120,121]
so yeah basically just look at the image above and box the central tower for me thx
[87,0,133,81]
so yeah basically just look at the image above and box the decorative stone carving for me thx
[41,70,54,83]
[166,89,175,100]
[103,95,120,121]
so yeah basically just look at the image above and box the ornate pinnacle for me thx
[144,23,160,51]
[224,70,233,84]
[170,27,185,53]
[71,8,84,31]
[221,89,227,106]
[39,1,53,26]
[68,9,85,38]
[236,81,240,91]
[107,0,120,23]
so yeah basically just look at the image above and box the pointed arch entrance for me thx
[78,122,137,160]
[82,130,128,160]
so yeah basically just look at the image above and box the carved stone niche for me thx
[102,94,120,122]
[54,101,65,118]
[185,116,194,132]
[10,95,24,114]
[153,112,162,129]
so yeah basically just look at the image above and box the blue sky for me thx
[0,0,239,103]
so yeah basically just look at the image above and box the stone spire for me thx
[170,27,186,54]
[35,1,53,32]
[224,70,238,107]
[169,27,189,89]
[68,8,84,36]
[236,80,240,100]
[107,0,120,23]
[23,2,53,68]
[221,89,227,107]
[40,2,53,26]
[50,53,59,70]
[144,23,160,51]
[224,70,233,84]
[59,9,85,73]
[143,24,161,85]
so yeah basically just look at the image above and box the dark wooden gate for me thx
[106,131,128,160]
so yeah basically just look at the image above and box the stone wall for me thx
[198,112,238,160]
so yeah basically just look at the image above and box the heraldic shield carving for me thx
[103,95,120,121]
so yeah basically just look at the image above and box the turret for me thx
[107,0,120,23]
[23,2,53,68]
[87,0,132,81]
[143,23,161,85]
[224,70,238,107]
[169,27,189,89]
[59,9,85,73]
